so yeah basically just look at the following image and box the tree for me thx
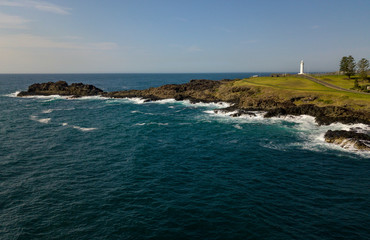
[357,58,369,80]
[340,55,356,79]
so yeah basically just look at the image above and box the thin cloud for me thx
[0,12,30,28]
[0,34,117,50]
[311,25,320,29]
[0,0,71,15]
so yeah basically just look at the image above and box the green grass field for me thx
[315,74,369,90]
[230,75,370,111]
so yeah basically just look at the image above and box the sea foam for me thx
[3,91,21,97]
[30,115,51,124]
[72,125,97,132]
[203,109,370,156]
[42,109,54,114]
[182,100,231,109]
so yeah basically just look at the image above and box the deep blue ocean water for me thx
[0,73,369,240]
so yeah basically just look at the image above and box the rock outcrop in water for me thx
[17,81,104,97]
[263,105,370,125]
[103,79,227,103]
[324,130,370,151]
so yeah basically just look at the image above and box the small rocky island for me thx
[17,79,370,151]
[17,81,104,97]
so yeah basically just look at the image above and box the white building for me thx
[298,60,304,74]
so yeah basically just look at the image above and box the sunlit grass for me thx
[315,74,369,90]
[230,75,370,111]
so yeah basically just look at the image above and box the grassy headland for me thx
[219,75,370,111]
[18,75,370,125]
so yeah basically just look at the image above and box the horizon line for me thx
[0,71,332,75]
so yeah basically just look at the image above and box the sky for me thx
[0,0,369,73]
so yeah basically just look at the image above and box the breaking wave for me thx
[72,126,97,132]
[181,100,231,109]
[134,122,169,126]
[30,115,51,124]
[61,122,97,131]
[203,109,369,157]
[3,91,21,97]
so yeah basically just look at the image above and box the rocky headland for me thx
[17,79,370,151]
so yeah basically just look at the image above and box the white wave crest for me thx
[30,115,51,124]
[72,125,97,132]
[75,96,109,100]
[154,99,177,104]
[205,109,266,121]
[4,91,21,97]
[25,94,68,99]
[182,100,231,109]
[134,122,168,126]
[130,110,155,115]
[61,122,96,131]
[42,109,53,114]
[234,124,243,129]
[125,97,146,104]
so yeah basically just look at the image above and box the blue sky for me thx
[0,0,369,73]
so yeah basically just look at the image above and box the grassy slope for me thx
[315,74,369,89]
[222,76,369,111]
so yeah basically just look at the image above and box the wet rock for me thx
[264,104,370,125]
[324,130,370,151]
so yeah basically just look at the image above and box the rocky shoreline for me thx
[17,79,370,151]
[324,130,370,151]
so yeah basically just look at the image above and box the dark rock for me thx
[103,79,222,103]
[264,104,370,125]
[17,81,104,97]
[324,130,370,151]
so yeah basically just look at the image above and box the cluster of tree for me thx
[340,55,369,80]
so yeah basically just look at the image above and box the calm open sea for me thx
[0,73,369,240]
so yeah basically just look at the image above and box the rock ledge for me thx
[324,130,370,151]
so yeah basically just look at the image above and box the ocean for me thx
[0,73,369,240]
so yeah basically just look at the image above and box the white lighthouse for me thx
[299,60,304,74]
